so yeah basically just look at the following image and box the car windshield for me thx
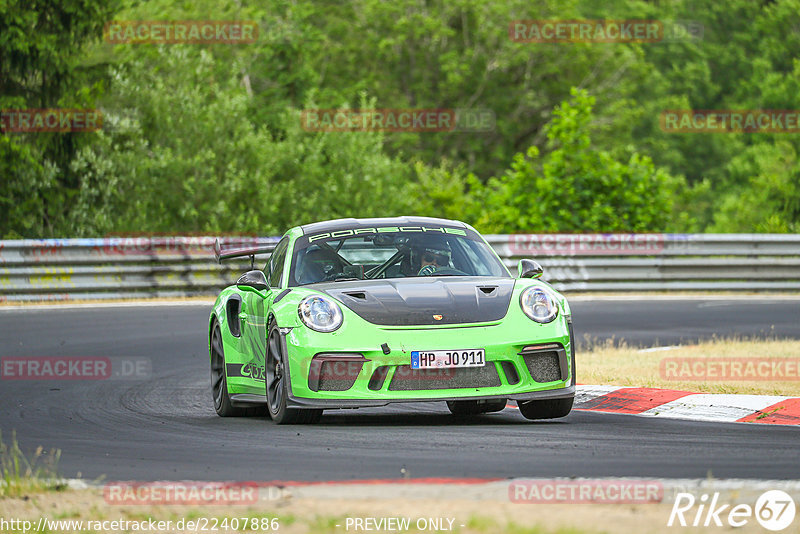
[288,226,510,286]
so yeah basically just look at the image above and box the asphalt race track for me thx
[1,298,799,482]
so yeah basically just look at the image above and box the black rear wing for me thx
[214,238,277,268]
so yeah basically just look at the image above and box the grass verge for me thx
[579,338,800,396]
[0,486,708,534]
[0,431,63,498]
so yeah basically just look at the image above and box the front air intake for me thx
[308,354,366,392]
[388,365,501,391]
[519,344,568,383]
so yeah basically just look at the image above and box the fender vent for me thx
[478,286,497,295]
[225,296,242,338]
[344,292,367,300]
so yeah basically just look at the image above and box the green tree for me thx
[70,49,420,235]
[472,88,682,233]
[8,0,800,237]
[0,0,117,238]
[709,141,800,232]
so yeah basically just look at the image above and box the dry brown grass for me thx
[579,338,800,396]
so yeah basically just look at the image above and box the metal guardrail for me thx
[1,234,799,301]
[486,233,800,291]
[0,237,279,302]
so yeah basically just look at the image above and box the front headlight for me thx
[298,295,343,332]
[520,286,558,323]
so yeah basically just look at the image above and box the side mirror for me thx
[237,270,270,298]
[518,259,543,279]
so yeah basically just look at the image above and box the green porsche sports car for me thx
[209,217,575,424]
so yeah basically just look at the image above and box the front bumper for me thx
[287,385,575,409]
[281,312,575,410]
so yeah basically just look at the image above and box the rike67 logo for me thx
[668,490,796,531]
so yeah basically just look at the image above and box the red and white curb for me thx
[571,385,800,425]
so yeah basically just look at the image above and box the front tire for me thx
[265,319,322,424]
[518,397,574,420]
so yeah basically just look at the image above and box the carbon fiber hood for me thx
[315,277,516,326]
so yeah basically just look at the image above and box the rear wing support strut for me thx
[214,238,276,268]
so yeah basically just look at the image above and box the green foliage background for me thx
[2,0,800,237]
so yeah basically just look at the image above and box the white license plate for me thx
[410,349,485,369]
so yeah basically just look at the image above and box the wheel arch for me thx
[208,313,218,362]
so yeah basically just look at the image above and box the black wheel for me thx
[265,319,322,424]
[518,397,574,420]
[446,399,507,416]
[210,321,265,417]
[210,321,244,417]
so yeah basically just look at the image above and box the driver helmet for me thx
[410,234,452,271]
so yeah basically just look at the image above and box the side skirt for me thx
[230,393,268,407]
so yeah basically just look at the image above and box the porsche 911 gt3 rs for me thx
[209,217,575,424]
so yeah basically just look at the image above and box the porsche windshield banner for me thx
[307,226,468,243]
